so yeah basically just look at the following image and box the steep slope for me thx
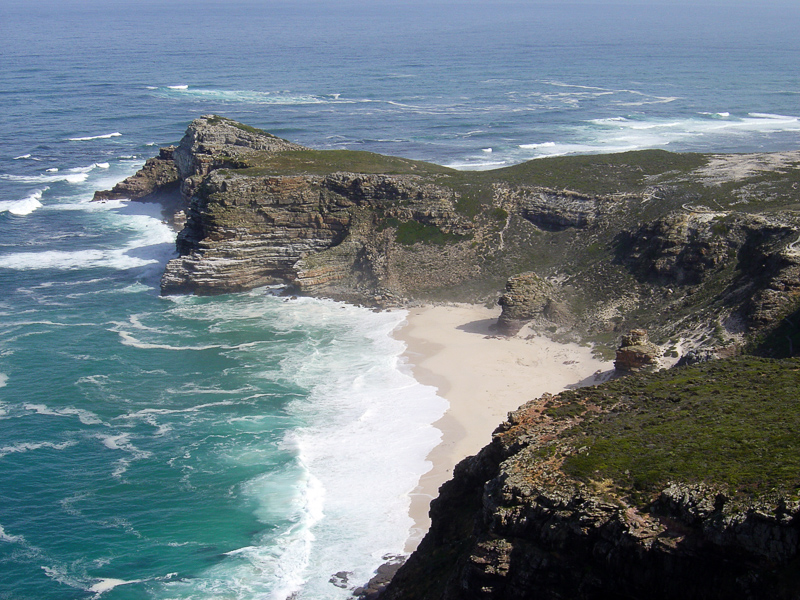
[381,356,800,600]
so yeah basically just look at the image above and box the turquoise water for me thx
[1,1,799,598]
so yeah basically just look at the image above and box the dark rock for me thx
[93,145,180,204]
[675,347,717,366]
[496,185,608,231]
[353,555,406,599]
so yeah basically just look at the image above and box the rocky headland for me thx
[98,116,800,598]
[102,115,800,356]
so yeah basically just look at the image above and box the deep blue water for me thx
[0,1,798,598]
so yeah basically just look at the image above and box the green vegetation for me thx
[553,356,800,503]
[492,149,708,194]
[394,221,471,246]
[490,206,509,221]
[750,304,800,358]
[235,149,454,177]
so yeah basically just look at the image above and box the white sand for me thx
[396,304,614,550]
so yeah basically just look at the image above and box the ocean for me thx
[0,1,798,598]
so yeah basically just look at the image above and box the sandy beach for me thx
[396,304,614,550]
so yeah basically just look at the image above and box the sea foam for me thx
[0,523,25,544]
[0,201,176,271]
[0,189,45,216]
[67,132,122,142]
[0,440,78,460]
[277,303,446,598]
[0,248,160,271]
[153,297,447,599]
[89,578,143,594]
[153,86,328,105]
[22,403,103,425]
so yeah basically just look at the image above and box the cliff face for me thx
[93,146,180,205]
[617,211,800,328]
[160,169,473,297]
[381,356,800,600]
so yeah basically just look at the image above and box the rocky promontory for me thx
[101,116,800,358]
[380,355,800,600]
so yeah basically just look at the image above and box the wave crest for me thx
[67,132,122,142]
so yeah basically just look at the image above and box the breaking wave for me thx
[0,189,45,216]
[67,132,122,142]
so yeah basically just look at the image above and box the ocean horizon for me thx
[1,1,799,598]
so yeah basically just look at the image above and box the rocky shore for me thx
[380,356,800,600]
[96,116,800,599]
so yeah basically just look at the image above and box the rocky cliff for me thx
[161,168,474,298]
[381,355,800,600]
[101,116,800,357]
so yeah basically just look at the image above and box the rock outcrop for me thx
[381,356,800,600]
[160,169,472,296]
[93,146,180,204]
[496,185,608,231]
[614,328,662,371]
[496,272,561,334]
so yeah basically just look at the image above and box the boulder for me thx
[497,272,558,334]
[614,328,661,372]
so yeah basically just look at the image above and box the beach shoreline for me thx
[395,304,615,551]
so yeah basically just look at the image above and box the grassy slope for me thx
[547,355,800,503]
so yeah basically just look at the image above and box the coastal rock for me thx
[496,184,607,231]
[614,329,661,372]
[93,146,180,203]
[675,347,718,366]
[172,114,307,180]
[619,212,800,325]
[619,211,735,285]
[496,272,560,334]
[112,117,800,355]
[160,167,473,297]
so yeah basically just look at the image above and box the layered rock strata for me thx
[99,116,800,354]
[93,146,180,204]
[161,170,472,296]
